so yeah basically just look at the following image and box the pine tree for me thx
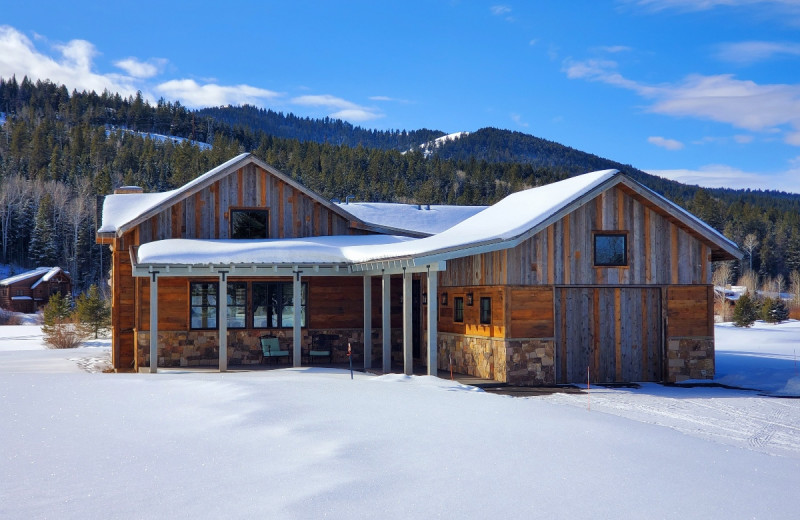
[74,284,110,339]
[732,292,758,328]
[42,292,85,348]
[761,297,789,324]
[29,193,59,267]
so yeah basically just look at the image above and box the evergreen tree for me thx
[761,297,789,324]
[42,292,84,349]
[732,292,759,328]
[74,284,110,339]
[28,193,59,267]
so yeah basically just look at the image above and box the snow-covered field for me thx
[2,321,799,519]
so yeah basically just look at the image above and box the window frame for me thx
[453,296,464,323]
[190,282,219,330]
[226,281,247,329]
[251,281,308,329]
[479,297,492,325]
[593,231,629,267]
[230,208,270,239]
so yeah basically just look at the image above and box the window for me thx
[190,282,218,329]
[480,297,492,325]
[594,233,627,266]
[227,282,247,328]
[252,282,307,328]
[231,209,269,239]
[454,297,464,323]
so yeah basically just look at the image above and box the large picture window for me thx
[252,282,307,328]
[594,233,628,267]
[231,209,269,239]
[190,282,218,329]
[227,282,247,328]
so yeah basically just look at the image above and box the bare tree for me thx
[0,175,30,263]
[738,270,758,295]
[790,270,800,307]
[742,233,759,272]
[712,262,733,321]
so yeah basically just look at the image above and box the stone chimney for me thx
[114,186,144,194]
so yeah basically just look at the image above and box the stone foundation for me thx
[505,339,555,386]
[135,328,404,369]
[666,337,714,382]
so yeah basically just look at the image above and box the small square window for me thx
[454,297,464,323]
[480,297,491,325]
[594,233,627,266]
[231,209,269,239]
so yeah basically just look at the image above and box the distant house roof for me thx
[133,169,742,274]
[1,267,66,287]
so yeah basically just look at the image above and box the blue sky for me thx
[2,0,800,192]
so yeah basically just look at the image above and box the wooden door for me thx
[555,287,662,383]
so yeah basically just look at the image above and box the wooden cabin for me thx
[97,154,742,384]
[0,267,72,313]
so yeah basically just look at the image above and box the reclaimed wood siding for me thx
[135,164,351,244]
[438,285,505,338]
[666,285,713,338]
[555,287,662,383]
[508,286,555,338]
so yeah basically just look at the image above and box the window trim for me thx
[230,207,270,239]
[453,296,464,323]
[479,297,492,325]
[251,281,308,329]
[190,282,219,330]
[593,231,629,267]
[226,281,247,329]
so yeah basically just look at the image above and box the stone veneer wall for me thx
[666,338,714,382]
[136,328,402,368]
[437,333,555,386]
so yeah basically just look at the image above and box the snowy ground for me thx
[1,321,799,519]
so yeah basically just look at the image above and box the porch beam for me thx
[403,268,412,376]
[363,274,372,370]
[149,272,158,373]
[219,272,227,372]
[426,269,438,377]
[293,267,302,368]
[382,271,391,373]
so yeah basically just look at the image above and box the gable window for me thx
[190,282,218,329]
[227,282,247,328]
[252,282,307,328]
[231,209,269,239]
[594,233,628,267]
[480,297,492,325]
[454,297,464,323]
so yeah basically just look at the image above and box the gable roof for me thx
[97,153,395,239]
[334,202,487,236]
[1,267,67,287]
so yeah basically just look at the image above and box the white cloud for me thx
[716,41,800,64]
[491,5,512,15]
[156,79,281,108]
[563,58,800,145]
[291,94,383,122]
[734,134,755,143]
[510,113,529,127]
[114,57,167,79]
[0,25,140,97]
[369,95,411,104]
[648,136,684,150]
[599,45,632,53]
[647,162,800,193]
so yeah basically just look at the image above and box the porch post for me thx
[427,268,438,377]
[382,271,391,373]
[149,272,158,373]
[402,267,412,376]
[293,268,302,368]
[219,272,227,372]
[363,274,372,370]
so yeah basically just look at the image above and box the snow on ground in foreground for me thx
[1,324,799,519]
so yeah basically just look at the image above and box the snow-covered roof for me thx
[0,267,55,287]
[30,267,66,289]
[335,202,486,236]
[11,296,33,301]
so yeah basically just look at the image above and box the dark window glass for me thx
[227,282,247,328]
[594,233,627,266]
[190,282,218,329]
[480,297,491,325]
[454,297,464,323]
[231,210,269,239]
[252,282,307,328]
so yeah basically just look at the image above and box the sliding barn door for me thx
[555,287,662,383]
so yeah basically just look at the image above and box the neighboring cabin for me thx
[97,154,742,384]
[0,267,72,313]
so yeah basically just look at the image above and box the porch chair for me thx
[260,335,289,365]
[307,333,336,364]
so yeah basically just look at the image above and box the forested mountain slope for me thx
[1,76,798,290]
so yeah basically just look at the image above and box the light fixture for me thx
[441,292,448,306]
[466,292,474,306]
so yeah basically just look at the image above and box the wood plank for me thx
[615,287,622,381]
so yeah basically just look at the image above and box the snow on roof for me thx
[98,153,251,234]
[0,267,54,286]
[30,267,65,289]
[11,296,33,300]
[136,235,415,266]
[335,202,487,235]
